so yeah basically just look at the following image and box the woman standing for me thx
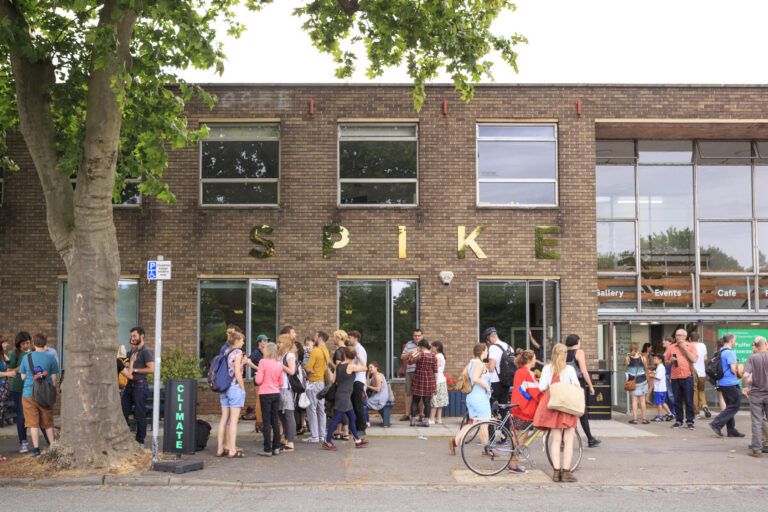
[329,330,350,441]
[534,343,581,483]
[626,343,649,424]
[408,339,437,427]
[277,334,297,452]
[255,342,284,457]
[323,347,369,450]
[429,341,448,425]
[216,332,246,458]
[366,361,390,426]
[294,341,308,436]
[449,344,492,456]
[565,334,601,447]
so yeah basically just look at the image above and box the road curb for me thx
[103,475,170,487]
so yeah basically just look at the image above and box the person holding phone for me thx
[664,328,698,430]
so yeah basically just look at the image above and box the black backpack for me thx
[195,419,211,452]
[495,343,517,387]
[705,348,726,385]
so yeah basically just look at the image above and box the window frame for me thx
[476,122,559,208]
[199,123,281,208]
[337,123,419,208]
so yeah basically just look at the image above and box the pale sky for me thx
[179,0,768,85]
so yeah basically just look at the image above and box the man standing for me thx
[483,327,512,406]
[280,325,297,342]
[664,328,698,429]
[400,329,423,421]
[743,336,768,457]
[347,330,367,434]
[709,333,745,438]
[304,331,330,443]
[690,332,710,419]
[18,332,59,457]
[8,332,32,453]
[121,326,154,447]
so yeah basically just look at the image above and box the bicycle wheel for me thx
[459,414,479,444]
[544,428,583,472]
[460,420,514,476]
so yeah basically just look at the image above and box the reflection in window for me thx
[477,124,557,206]
[596,140,635,164]
[759,222,768,271]
[640,273,694,310]
[596,165,635,218]
[699,276,753,310]
[637,140,692,164]
[597,221,636,271]
[756,166,768,218]
[597,276,637,310]
[200,125,280,205]
[339,125,417,205]
[697,165,751,218]
[699,222,753,272]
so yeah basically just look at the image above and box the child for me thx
[650,353,673,422]
[302,337,314,366]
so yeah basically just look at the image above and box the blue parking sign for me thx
[148,261,157,280]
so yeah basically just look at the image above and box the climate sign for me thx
[162,379,197,455]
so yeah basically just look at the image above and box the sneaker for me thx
[302,437,320,443]
[702,405,712,418]
[19,441,29,454]
[427,420,435,425]
[507,464,526,474]
[399,415,410,421]
[652,416,663,423]
[588,438,602,447]
[747,450,762,458]
[671,422,682,429]
[664,415,675,422]
[695,413,703,420]
[322,440,337,451]
[32,448,41,458]
[687,423,695,430]
[436,420,443,424]
[354,439,369,448]
[727,431,745,438]
[257,451,272,457]
[272,449,281,455]
[710,424,723,437]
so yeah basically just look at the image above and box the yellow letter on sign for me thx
[322,226,350,258]
[398,226,407,259]
[457,226,486,259]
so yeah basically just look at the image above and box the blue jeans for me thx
[671,377,694,425]
[326,409,359,443]
[10,391,26,443]
[121,381,149,444]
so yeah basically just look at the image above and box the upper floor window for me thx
[338,124,418,206]
[476,124,558,207]
[201,124,280,206]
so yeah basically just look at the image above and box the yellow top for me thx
[306,345,330,382]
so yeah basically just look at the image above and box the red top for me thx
[664,343,698,380]
[255,358,284,394]
[510,366,542,422]
[410,351,437,397]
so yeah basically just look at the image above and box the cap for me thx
[255,334,270,342]
[481,327,497,342]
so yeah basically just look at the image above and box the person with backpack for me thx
[565,334,601,447]
[709,333,745,438]
[277,334,299,453]
[215,331,246,458]
[17,332,59,457]
[482,327,514,406]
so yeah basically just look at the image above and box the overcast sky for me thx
[179,0,768,85]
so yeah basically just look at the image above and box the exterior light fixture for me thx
[439,271,454,286]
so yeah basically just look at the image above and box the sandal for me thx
[332,433,343,441]
[628,419,638,424]
[0,455,6,461]
[216,450,229,457]
[227,450,245,458]
[340,434,351,441]
[641,419,650,425]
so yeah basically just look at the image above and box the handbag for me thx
[456,362,473,394]
[297,392,310,409]
[623,378,637,392]
[547,378,585,417]
[28,353,57,409]
[317,382,337,402]
[283,354,306,394]
[322,348,333,385]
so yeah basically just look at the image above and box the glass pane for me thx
[698,141,751,160]
[544,281,559,359]
[340,182,416,205]
[697,165,751,218]
[392,280,418,380]
[340,125,416,138]
[199,280,247,370]
[207,125,279,139]
[756,166,768,218]
[339,281,388,376]
[699,276,753,310]
[699,222,753,272]
[201,141,279,179]
[759,222,768,271]
[250,280,278,344]
[339,141,417,179]
[202,182,278,205]
[597,221,636,271]
[478,281,527,352]
[637,140,692,163]
[596,165,635,218]
[596,140,635,163]
[597,276,637,310]
[477,141,556,180]
[478,182,556,206]
[640,272,694,309]
[529,281,545,364]
[759,278,768,310]
[478,125,554,138]
[115,181,141,205]
[638,165,694,271]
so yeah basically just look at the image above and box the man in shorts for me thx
[18,332,59,457]
[400,329,423,421]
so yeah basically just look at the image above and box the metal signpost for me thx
[147,256,171,466]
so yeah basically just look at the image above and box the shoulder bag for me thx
[456,362,473,394]
[322,348,334,385]
[624,357,640,391]
[283,354,306,394]
[547,374,585,417]
[28,353,57,409]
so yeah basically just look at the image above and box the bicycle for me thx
[459,403,583,477]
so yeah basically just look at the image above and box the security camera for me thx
[439,271,454,286]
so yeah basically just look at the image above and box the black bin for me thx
[586,370,612,420]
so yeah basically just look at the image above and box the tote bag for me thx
[547,380,585,417]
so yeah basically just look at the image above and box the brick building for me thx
[2,84,768,413]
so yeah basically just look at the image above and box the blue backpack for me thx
[208,349,234,393]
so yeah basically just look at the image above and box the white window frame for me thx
[476,123,559,208]
[199,124,280,207]
[337,123,419,207]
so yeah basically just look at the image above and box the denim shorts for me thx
[220,384,246,408]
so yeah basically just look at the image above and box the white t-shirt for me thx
[487,340,510,384]
[353,343,367,384]
[693,342,707,376]
[538,364,579,391]
[653,364,667,393]
[436,353,446,384]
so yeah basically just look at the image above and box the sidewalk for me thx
[1,411,764,487]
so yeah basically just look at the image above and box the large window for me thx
[476,124,558,206]
[338,124,418,206]
[200,124,280,206]
[596,139,768,312]
[478,280,560,365]
[199,279,278,371]
[338,279,418,379]
[59,279,138,370]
